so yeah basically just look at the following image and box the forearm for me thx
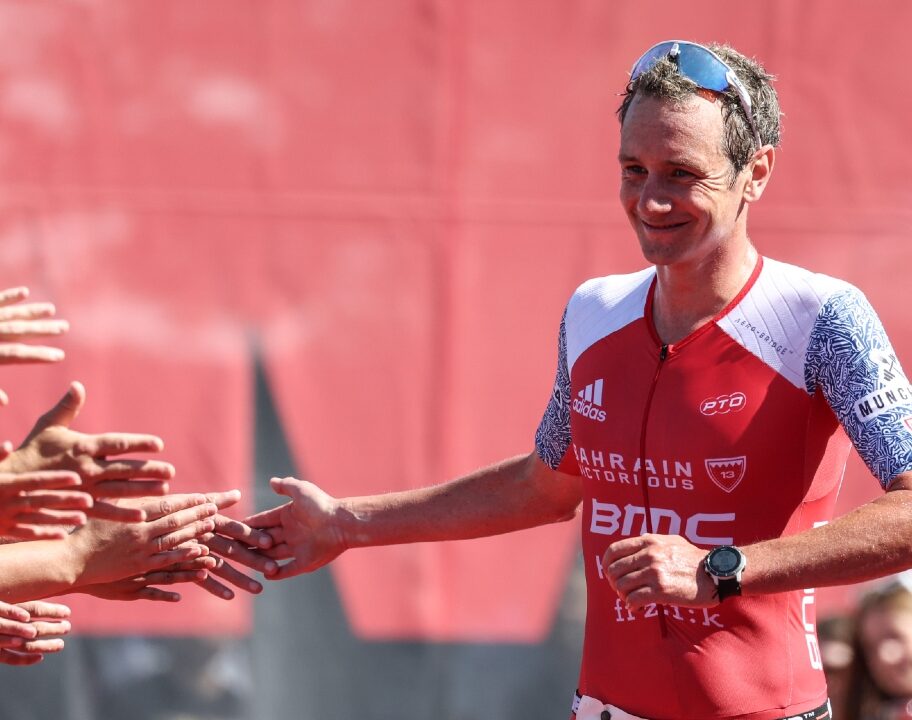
[0,540,82,604]
[338,453,581,549]
[742,487,912,595]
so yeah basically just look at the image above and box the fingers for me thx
[245,503,289,529]
[0,302,57,322]
[147,543,210,571]
[211,513,273,549]
[195,573,238,601]
[17,601,70,620]
[269,476,307,500]
[150,504,218,551]
[90,459,175,482]
[141,494,210,521]
[141,569,209,586]
[76,433,164,458]
[210,556,264,594]
[0,287,29,307]
[203,490,241,511]
[32,381,84,432]
[0,470,82,494]
[18,638,65,654]
[269,558,305,581]
[0,648,45,665]
[28,619,71,638]
[0,319,69,340]
[0,601,31,624]
[131,587,182,603]
[203,534,278,576]
[0,344,66,364]
[6,489,91,511]
[87,501,146,523]
[91,479,169,499]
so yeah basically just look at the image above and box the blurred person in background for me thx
[846,579,912,719]
[820,614,857,718]
[247,39,912,720]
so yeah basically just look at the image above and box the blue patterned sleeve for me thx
[805,287,912,488]
[534,311,575,471]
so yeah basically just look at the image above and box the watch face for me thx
[709,547,741,576]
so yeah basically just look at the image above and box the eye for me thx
[621,164,646,178]
[671,168,695,179]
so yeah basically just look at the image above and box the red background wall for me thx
[0,0,908,642]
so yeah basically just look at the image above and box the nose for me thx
[637,175,673,216]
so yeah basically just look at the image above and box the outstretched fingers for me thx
[76,433,164,458]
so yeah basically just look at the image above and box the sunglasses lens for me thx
[675,49,730,92]
[630,42,677,79]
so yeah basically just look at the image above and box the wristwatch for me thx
[703,545,747,601]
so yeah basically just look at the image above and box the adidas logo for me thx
[572,379,607,422]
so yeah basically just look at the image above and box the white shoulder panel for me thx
[716,258,851,390]
[565,267,655,373]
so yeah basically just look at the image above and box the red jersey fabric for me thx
[535,257,912,719]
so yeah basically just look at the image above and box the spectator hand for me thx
[0,469,91,540]
[1,381,174,522]
[67,494,217,588]
[0,287,68,405]
[0,601,71,666]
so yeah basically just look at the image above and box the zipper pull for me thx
[659,344,669,361]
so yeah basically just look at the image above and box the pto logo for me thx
[700,392,746,416]
[572,379,607,423]
[705,457,747,493]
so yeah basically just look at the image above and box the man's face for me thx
[618,93,749,268]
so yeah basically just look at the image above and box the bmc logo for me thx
[589,500,734,545]
[700,392,746,415]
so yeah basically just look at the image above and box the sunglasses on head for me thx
[630,40,763,149]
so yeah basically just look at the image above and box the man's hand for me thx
[66,494,218,588]
[0,601,71,666]
[0,469,92,539]
[1,381,174,521]
[245,477,348,580]
[602,534,718,610]
[0,287,69,404]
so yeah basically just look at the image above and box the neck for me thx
[652,239,758,345]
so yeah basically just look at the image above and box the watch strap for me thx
[715,577,742,601]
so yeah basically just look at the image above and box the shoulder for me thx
[565,267,655,327]
[718,257,866,391]
[562,267,654,372]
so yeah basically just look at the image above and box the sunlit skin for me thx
[617,93,774,344]
[861,606,912,697]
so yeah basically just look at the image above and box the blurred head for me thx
[847,580,912,718]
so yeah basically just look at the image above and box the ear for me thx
[742,145,775,203]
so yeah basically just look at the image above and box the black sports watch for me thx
[703,545,747,601]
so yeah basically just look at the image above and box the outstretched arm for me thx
[0,493,219,604]
[248,452,582,580]
[0,382,175,521]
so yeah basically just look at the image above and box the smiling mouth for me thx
[640,219,688,231]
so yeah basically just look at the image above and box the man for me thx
[248,41,912,720]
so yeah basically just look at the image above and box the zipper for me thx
[637,343,670,637]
